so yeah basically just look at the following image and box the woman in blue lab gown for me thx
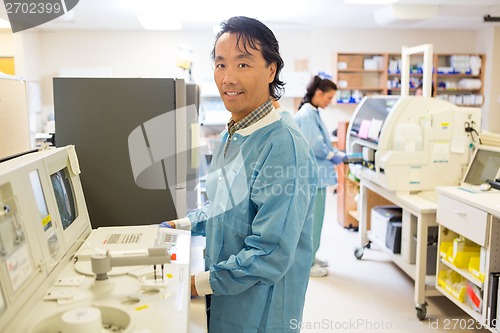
[295,75,344,278]
[187,107,318,332]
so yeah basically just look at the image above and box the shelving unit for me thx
[434,54,485,106]
[436,186,500,332]
[333,53,388,104]
[336,121,359,230]
[334,52,485,106]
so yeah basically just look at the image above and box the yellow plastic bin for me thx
[451,247,481,268]
[440,242,453,260]
[468,257,485,282]
[438,270,466,303]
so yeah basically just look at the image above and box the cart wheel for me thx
[354,247,364,260]
[416,303,427,320]
[365,241,371,249]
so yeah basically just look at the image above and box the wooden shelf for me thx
[335,52,486,106]
[348,210,359,221]
[437,73,481,78]
[338,69,384,73]
[388,73,423,76]
[437,89,482,92]
[346,177,360,186]
[388,88,418,91]
[336,122,359,230]
[338,87,385,91]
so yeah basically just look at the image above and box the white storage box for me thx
[371,206,402,245]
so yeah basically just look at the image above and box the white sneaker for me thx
[310,263,328,277]
[314,257,329,267]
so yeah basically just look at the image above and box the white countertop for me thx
[361,178,438,214]
[436,186,500,217]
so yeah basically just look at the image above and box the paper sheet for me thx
[67,145,81,175]
[6,244,33,292]
[368,119,383,141]
[451,135,466,154]
[432,143,450,163]
[358,119,371,139]
[409,166,421,184]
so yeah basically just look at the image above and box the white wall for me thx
[0,32,14,56]
[491,28,500,133]
[13,31,41,80]
[476,27,500,133]
[1,27,494,134]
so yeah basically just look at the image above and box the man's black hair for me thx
[211,16,285,100]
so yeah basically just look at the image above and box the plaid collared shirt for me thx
[224,99,273,156]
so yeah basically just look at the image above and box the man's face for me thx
[213,33,276,122]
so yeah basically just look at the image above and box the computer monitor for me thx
[41,147,91,254]
[462,145,500,186]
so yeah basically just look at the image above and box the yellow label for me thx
[440,122,450,127]
[41,215,51,226]
[135,305,149,311]
[166,274,174,279]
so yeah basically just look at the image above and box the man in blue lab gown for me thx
[166,16,318,332]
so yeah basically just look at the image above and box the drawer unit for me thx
[437,195,489,247]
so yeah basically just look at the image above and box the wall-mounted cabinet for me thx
[334,52,485,107]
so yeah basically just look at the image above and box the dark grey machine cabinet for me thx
[53,78,199,228]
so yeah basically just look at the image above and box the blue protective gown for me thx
[187,108,318,332]
[294,103,340,188]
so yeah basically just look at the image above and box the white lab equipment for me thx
[0,146,192,333]
[346,95,481,192]
[0,76,31,159]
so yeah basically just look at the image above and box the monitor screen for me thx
[350,97,399,143]
[464,148,500,185]
[50,167,78,230]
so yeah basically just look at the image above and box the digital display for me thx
[464,149,500,185]
[29,170,60,257]
[29,171,51,231]
[50,168,78,230]
[350,97,398,144]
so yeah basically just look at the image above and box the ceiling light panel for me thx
[344,0,399,5]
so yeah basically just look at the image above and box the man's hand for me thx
[159,221,176,229]
[191,275,199,297]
